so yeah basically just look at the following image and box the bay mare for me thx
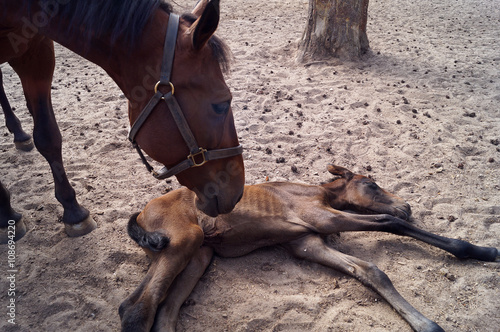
[0,0,244,242]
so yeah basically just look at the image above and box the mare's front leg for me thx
[8,36,95,237]
[152,246,214,332]
[0,180,27,243]
[284,234,444,332]
[0,68,34,151]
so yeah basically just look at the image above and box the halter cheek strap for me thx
[128,14,243,180]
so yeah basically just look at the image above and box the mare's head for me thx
[322,165,411,220]
[129,0,244,217]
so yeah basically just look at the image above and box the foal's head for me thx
[129,0,244,217]
[322,165,412,220]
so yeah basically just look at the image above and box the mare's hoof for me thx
[64,216,97,237]
[0,218,27,244]
[14,138,35,152]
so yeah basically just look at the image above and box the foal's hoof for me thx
[0,218,27,244]
[14,138,35,152]
[64,216,97,237]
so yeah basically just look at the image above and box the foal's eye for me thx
[362,180,379,189]
[366,182,379,189]
[212,100,231,115]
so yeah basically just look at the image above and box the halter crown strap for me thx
[159,13,179,84]
[128,13,243,180]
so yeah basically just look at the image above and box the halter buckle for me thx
[188,148,208,167]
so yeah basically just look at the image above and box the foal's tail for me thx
[127,212,170,252]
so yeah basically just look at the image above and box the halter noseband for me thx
[128,14,243,180]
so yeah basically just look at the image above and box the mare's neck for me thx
[5,1,168,103]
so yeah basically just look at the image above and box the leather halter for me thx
[128,14,243,180]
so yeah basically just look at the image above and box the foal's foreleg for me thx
[0,68,34,151]
[284,235,444,332]
[315,210,498,262]
[8,36,95,236]
[152,246,214,332]
[363,216,499,262]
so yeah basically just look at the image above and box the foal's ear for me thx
[327,164,354,180]
[190,0,220,51]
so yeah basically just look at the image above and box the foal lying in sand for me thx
[120,165,499,332]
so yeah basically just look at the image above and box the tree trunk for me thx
[298,0,370,62]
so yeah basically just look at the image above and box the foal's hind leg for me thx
[284,234,444,332]
[120,225,205,332]
[8,36,96,237]
[152,246,214,332]
[0,68,34,151]
[0,180,27,243]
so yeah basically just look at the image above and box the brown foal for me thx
[120,165,499,332]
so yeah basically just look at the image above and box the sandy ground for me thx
[1,0,499,331]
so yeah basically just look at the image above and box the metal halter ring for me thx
[154,81,175,96]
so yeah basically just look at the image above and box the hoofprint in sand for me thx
[1,0,498,331]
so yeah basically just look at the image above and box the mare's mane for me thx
[24,0,172,45]
[18,0,231,70]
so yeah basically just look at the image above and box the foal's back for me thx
[199,182,329,257]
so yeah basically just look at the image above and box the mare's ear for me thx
[190,0,220,51]
[192,0,209,17]
[327,164,354,180]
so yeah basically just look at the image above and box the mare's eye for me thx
[212,100,231,115]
